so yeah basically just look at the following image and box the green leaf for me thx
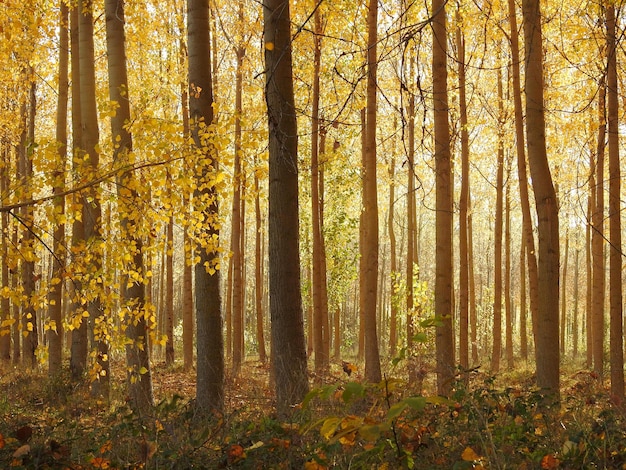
[342,382,366,403]
[386,401,408,420]
[404,396,427,411]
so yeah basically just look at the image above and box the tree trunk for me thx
[263,0,309,413]
[560,231,569,355]
[105,0,155,412]
[432,0,455,395]
[505,178,513,369]
[520,235,528,360]
[69,2,87,380]
[254,157,266,363]
[592,80,606,377]
[165,208,175,367]
[456,12,470,372]
[508,0,539,345]
[231,6,245,374]
[522,0,560,394]
[492,65,505,374]
[606,2,624,401]
[188,0,224,413]
[0,146,9,362]
[362,0,382,383]
[80,0,109,398]
[18,76,37,369]
[48,0,69,376]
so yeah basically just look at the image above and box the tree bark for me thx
[522,0,560,394]
[48,0,69,376]
[606,2,624,401]
[188,0,224,413]
[432,0,455,395]
[263,0,309,413]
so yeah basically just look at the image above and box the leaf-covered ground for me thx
[1,359,625,469]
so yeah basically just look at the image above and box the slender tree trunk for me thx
[18,76,37,369]
[592,80,606,377]
[362,0,382,383]
[606,2,624,401]
[432,0,455,395]
[522,0,560,394]
[188,0,224,413]
[165,208,175,366]
[520,220,528,360]
[468,209,478,364]
[560,231,569,355]
[69,2,87,380]
[492,65,505,373]
[456,13,470,372]
[573,247,580,358]
[254,158,266,363]
[504,178,513,369]
[80,0,109,398]
[263,0,309,413]
[231,3,245,375]
[358,108,365,362]
[0,146,9,362]
[388,151,398,357]
[508,0,539,344]
[586,123,595,369]
[48,0,69,375]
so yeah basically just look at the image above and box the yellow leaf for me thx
[265,42,274,51]
[139,366,148,375]
[462,446,481,461]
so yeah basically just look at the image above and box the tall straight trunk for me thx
[492,66,505,373]
[592,80,606,377]
[254,158,266,363]
[319,131,330,362]
[522,0,560,394]
[606,2,624,401]
[69,3,87,379]
[358,108,365,362]
[231,3,245,375]
[586,125,595,368]
[520,230,529,360]
[20,77,37,369]
[560,231,569,354]
[468,210,478,364]
[165,209,175,366]
[456,13,470,371]
[188,0,224,413]
[432,0,455,395]
[362,0,382,383]
[388,151,398,357]
[80,0,109,397]
[177,8,194,373]
[48,0,69,375]
[573,247,580,358]
[504,180,513,368]
[105,0,154,413]
[0,146,9,361]
[508,0,539,343]
[311,7,329,373]
[11,224,20,364]
[406,61,416,356]
[263,0,309,413]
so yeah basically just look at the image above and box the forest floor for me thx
[0,357,625,469]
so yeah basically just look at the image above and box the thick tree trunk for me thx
[432,0,455,395]
[188,0,224,413]
[362,0,382,383]
[522,0,560,394]
[263,0,309,413]
[104,0,153,411]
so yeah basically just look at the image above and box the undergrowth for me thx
[0,361,625,469]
